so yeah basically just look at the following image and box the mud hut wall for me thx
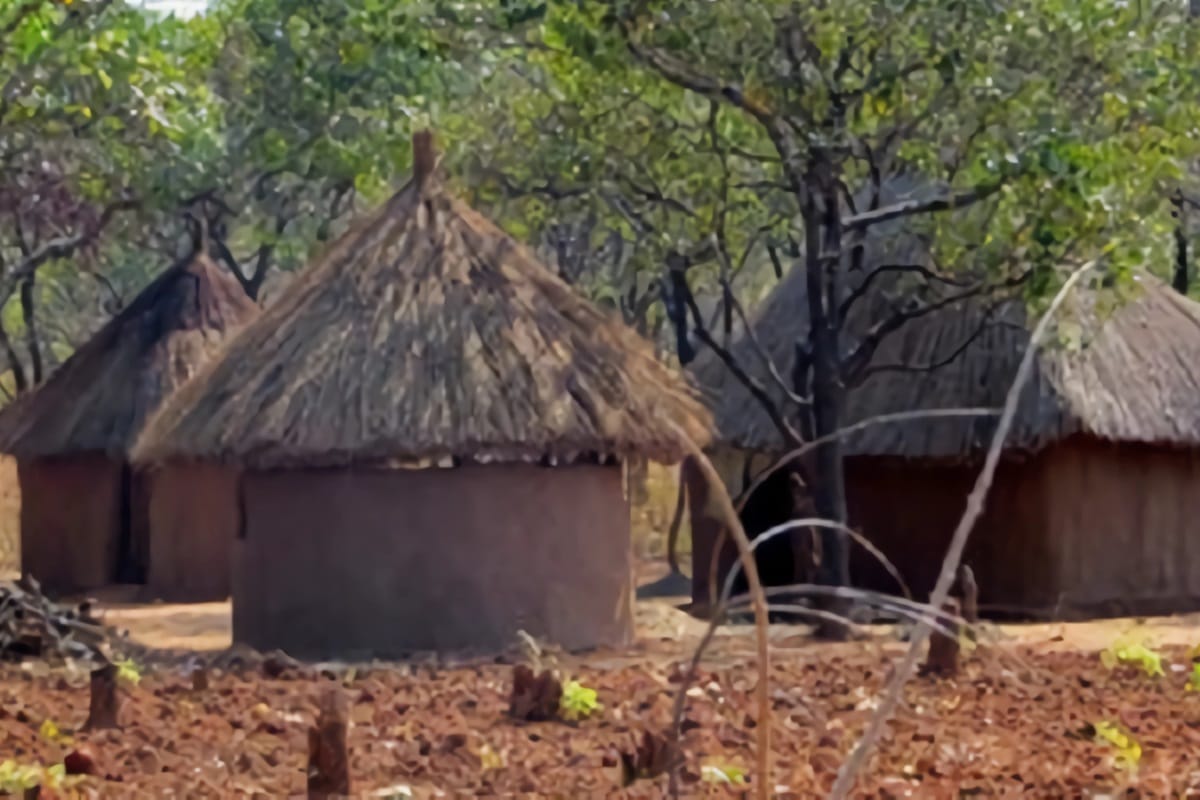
[1038,438,1200,618]
[145,462,239,601]
[233,462,633,659]
[18,455,124,594]
[844,456,1054,612]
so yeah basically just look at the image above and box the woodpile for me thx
[0,577,110,663]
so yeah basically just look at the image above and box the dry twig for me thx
[661,432,771,800]
[829,259,1097,799]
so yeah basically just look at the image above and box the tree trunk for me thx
[802,183,851,640]
[0,317,27,394]
[19,272,42,385]
[1173,194,1189,295]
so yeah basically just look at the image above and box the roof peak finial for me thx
[412,129,438,186]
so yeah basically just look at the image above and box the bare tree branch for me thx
[480,167,590,202]
[618,23,812,199]
[838,262,970,321]
[2,195,138,296]
[841,182,1004,232]
[676,266,803,447]
[840,271,1029,380]
[846,294,1017,388]
[18,271,41,384]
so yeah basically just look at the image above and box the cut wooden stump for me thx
[508,664,562,722]
[191,667,209,692]
[618,729,683,787]
[84,662,120,730]
[957,565,979,644]
[921,598,963,678]
[307,685,351,799]
[64,746,101,776]
[957,565,979,624]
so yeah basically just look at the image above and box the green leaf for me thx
[558,680,601,721]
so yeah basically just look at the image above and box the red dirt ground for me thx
[7,561,1200,795]
[4,635,1200,798]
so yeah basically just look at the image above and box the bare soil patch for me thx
[5,563,1200,795]
[3,639,1200,797]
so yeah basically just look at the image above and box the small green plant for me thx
[1186,645,1200,691]
[558,680,601,721]
[1100,637,1164,678]
[114,658,142,686]
[38,718,70,744]
[1093,720,1142,773]
[0,760,79,793]
[477,742,505,770]
[702,763,748,786]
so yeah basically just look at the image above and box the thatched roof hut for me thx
[134,131,711,658]
[693,267,1200,459]
[0,253,258,597]
[689,248,1200,620]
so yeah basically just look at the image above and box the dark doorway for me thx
[114,463,150,584]
[725,464,814,621]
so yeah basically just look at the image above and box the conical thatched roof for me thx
[0,253,259,460]
[134,132,711,470]
[693,259,1200,459]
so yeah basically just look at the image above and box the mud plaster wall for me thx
[233,462,633,659]
[844,455,1053,614]
[0,455,21,574]
[18,455,123,595]
[145,462,239,601]
[694,437,1200,620]
[1040,438,1200,618]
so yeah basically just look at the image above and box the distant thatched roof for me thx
[0,253,259,460]
[692,257,1200,459]
[134,131,712,470]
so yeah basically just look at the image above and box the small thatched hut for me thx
[0,253,258,599]
[691,263,1200,620]
[134,131,711,658]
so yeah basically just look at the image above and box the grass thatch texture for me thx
[136,133,712,469]
[694,266,1200,458]
[0,254,258,460]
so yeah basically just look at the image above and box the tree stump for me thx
[307,685,351,799]
[191,667,209,692]
[957,565,979,643]
[922,598,963,677]
[508,664,562,722]
[84,662,120,730]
